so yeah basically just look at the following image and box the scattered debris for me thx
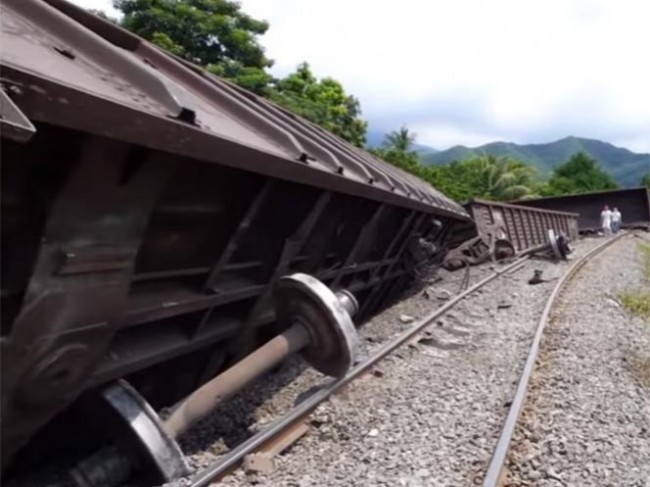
[497,300,513,309]
[242,421,310,475]
[436,289,452,300]
[528,270,547,285]
[399,314,415,324]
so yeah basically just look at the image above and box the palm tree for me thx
[477,154,536,200]
[383,126,416,152]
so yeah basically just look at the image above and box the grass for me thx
[620,292,650,321]
[619,241,650,388]
[619,242,650,322]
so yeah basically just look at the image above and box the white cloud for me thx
[69,0,650,151]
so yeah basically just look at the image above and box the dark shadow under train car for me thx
[511,188,650,233]
[0,0,471,478]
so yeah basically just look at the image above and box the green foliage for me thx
[269,63,367,147]
[642,172,650,188]
[542,152,618,196]
[422,136,648,188]
[621,292,650,321]
[424,155,537,202]
[620,243,650,322]
[383,126,416,152]
[372,129,537,202]
[476,155,538,200]
[113,3,367,144]
[115,0,273,93]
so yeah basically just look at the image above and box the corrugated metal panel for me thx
[466,199,579,252]
[512,188,650,232]
[0,0,469,220]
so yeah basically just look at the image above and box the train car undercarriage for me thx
[1,1,471,484]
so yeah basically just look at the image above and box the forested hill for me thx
[421,136,648,187]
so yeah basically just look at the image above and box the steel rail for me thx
[481,233,628,487]
[189,255,532,487]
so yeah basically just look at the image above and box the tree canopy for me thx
[109,2,624,202]
[370,127,422,174]
[270,63,367,147]
[373,128,539,202]
[115,0,273,93]
[113,1,368,144]
[383,126,416,152]
[542,152,618,195]
[642,172,650,188]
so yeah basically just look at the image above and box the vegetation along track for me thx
[483,231,650,487]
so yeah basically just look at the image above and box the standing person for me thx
[611,207,622,233]
[600,205,612,236]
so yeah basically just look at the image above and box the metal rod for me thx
[164,323,310,439]
[190,255,531,487]
[481,233,627,487]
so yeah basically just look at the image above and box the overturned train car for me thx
[443,200,579,268]
[513,187,650,233]
[0,0,471,477]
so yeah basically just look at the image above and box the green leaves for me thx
[269,63,368,147]
[641,172,650,188]
[115,0,272,93]
[542,152,618,196]
[113,3,368,144]
[383,127,416,152]
[372,132,540,203]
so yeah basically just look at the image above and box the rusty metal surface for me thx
[466,199,579,252]
[0,0,468,219]
[0,1,473,477]
[511,187,650,232]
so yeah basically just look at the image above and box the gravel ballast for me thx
[180,237,631,487]
[505,234,650,487]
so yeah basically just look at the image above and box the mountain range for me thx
[367,132,649,187]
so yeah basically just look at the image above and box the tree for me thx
[642,172,650,188]
[544,152,618,195]
[114,3,368,144]
[114,0,273,93]
[370,126,423,174]
[270,63,368,147]
[370,128,538,202]
[477,155,537,200]
[383,126,415,152]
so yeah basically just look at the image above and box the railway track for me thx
[180,234,630,487]
[482,232,628,487]
[186,254,532,486]
[2,3,645,484]
[181,233,575,486]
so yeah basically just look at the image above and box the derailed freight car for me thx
[512,187,650,233]
[0,0,471,481]
[442,200,579,268]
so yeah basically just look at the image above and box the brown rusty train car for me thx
[1,0,471,479]
[467,199,579,251]
[512,187,650,233]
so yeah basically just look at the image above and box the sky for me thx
[72,0,650,152]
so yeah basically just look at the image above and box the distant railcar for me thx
[466,199,579,251]
[512,188,650,232]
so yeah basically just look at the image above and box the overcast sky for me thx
[72,0,649,152]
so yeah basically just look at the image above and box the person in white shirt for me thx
[600,205,612,236]
[611,207,622,233]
